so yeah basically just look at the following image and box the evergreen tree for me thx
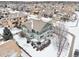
[3,27,13,41]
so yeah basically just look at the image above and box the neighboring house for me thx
[0,16,28,28]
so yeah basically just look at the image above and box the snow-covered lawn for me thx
[68,27,79,56]
[65,11,79,56]
[14,35,58,57]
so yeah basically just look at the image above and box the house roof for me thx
[33,20,47,32]
[24,21,32,31]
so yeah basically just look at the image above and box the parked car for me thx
[74,49,79,57]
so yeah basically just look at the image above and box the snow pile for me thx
[41,17,52,22]
[27,15,40,20]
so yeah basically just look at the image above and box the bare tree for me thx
[53,23,69,57]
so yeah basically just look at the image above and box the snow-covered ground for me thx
[0,10,79,57]
[64,11,79,56]
[0,18,74,57]
[0,27,57,57]
[15,11,79,57]
[14,34,58,57]
[68,26,79,56]
[13,27,74,57]
[0,27,74,57]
